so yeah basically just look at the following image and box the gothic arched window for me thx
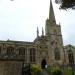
[54,47,60,60]
[30,48,36,63]
[7,46,14,55]
[68,50,74,64]
[18,47,26,55]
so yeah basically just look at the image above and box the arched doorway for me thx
[41,59,47,69]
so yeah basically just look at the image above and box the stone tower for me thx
[45,0,65,65]
[45,0,56,35]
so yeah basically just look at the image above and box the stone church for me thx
[0,0,75,75]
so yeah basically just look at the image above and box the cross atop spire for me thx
[49,0,56,23]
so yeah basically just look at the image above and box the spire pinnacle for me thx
[37,27,39,37]
[42,27,44,36]
[49,0,56,23]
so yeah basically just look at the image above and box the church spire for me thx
[49,0,56,23]
[45,0,56,36]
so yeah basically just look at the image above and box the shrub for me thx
[64,66,72,75]
[30,64,42,75]
[50,64,61,75]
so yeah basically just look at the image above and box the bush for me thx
[50,64,61,75]
[64,66,73,75]
[47,64,75,75]
[30,64,42,75]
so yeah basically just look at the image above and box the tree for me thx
[55,0,75,9]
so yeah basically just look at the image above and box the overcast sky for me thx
[0,0,75,46]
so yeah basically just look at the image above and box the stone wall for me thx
[0,61,23,75]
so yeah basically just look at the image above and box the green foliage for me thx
[55,0,75,9]
[47,66,51,74]
[47,64,75,75]
[60,0,75,9]
[63,66,74,75]
[64,69,72,75]
[51,66,61,75]
[47,64,61,75]
[30,64,42,75]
